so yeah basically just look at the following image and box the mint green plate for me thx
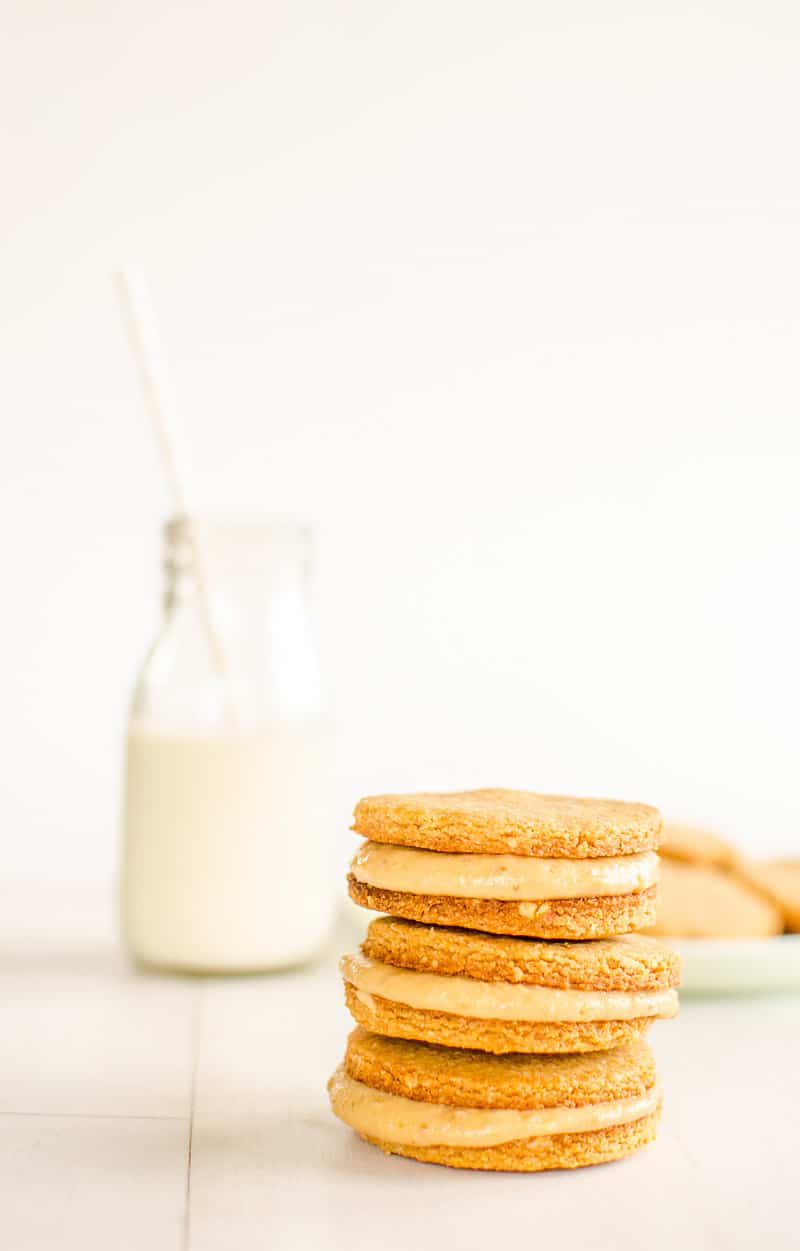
[670,934,800,994]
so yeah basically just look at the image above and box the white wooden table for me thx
[2,882,798,1251]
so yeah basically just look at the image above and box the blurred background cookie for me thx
[734,860,800,933]
[647,859,783,939]
[659,822,742,871]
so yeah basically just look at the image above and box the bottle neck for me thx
[135,517,322,728]
[164,563,306,616]
[162,517,311,616]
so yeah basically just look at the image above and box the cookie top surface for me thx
[344,1027,656,1109]
[362,916,680,992]
[660,822,741,870]
[353,789,661,858]
[646,860,783,939]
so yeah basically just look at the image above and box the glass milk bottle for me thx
[121,518,336,972]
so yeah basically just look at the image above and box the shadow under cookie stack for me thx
[328,789,680,1172]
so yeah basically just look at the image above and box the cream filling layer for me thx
[329,1068,661,1148]
[350,841,659,901]
[341,954,679,1023]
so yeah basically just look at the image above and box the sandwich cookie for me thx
[341,916,680,1054]
[349,790,661,939]
[329,1028,662,1172]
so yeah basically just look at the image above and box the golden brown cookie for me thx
[348,877,658,940]
[344,1027,656,1107]
[357,1113,661,1172]
[735,859,800,932]
[660,821,742,870]
[342,985,654,1054]
[645,860,782,938]
[353,789,661,858]
[329,1029,661,1172]
[340,917,680,1054]
[362,915,679,989]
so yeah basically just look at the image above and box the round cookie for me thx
[353,789,661,858]
[645,860,782,938]
[340,917,680,1054]
[329,1029,661,1172]
[363,915,680,989]
[735,859,800,932]
[344,1027,657,1107]
[347,877,658,940]
[660,821,742,870]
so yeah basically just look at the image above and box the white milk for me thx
[121,723,336,972]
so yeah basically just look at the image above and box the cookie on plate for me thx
[348,790,661,940]
[329,1028,662,1172]
[735,859,800,932]
[645,860,782,939]
[341,917,680,1054]
[659,821,741,870]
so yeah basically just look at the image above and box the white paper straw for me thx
[117,262,237,719]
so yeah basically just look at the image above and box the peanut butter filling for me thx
[340,954,678,1022]
[350,841,659,901]
[329,1068,661,1147]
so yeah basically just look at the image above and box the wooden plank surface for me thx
[2,883,798,1251]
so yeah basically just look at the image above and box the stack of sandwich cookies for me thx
[342,917,680,1054]
[331,789,679,1172]
[348,790,660,939]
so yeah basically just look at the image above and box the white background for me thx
[2,0,799,883]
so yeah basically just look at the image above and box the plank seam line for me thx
[182,985,202,1251]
